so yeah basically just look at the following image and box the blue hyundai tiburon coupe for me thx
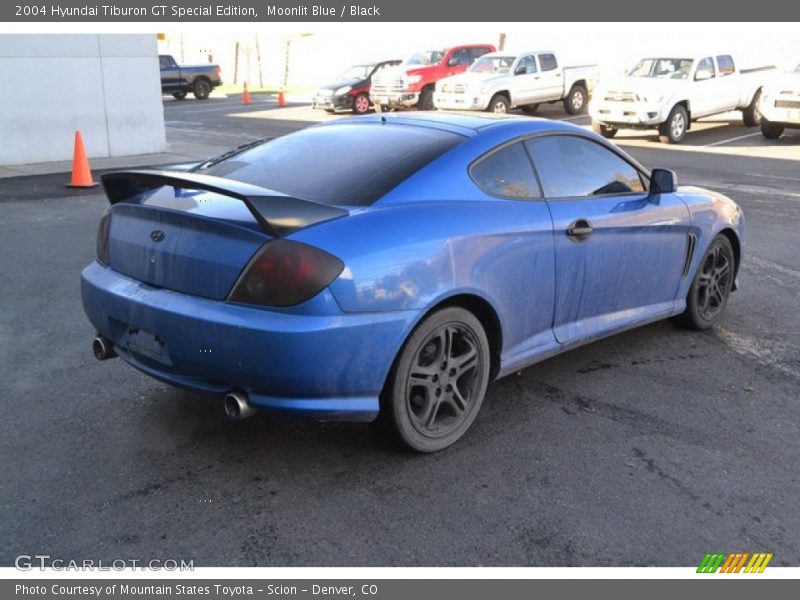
[82,113,744,451]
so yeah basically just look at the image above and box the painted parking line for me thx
[704,131,763,147]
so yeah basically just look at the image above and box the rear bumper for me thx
[81,262,418,421]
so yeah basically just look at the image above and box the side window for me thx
[516,55,537,75]
[471,143,541,200]
[538,54,558,72]
[159,56,170,69]
[469,47,491,63]
[448,49,470,66]
[695,57,715,79]
[526,136,646,198]
[716,55,735,76]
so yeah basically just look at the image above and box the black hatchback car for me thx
[312,60,401,114]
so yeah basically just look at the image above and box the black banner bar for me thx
[3,0,800,22]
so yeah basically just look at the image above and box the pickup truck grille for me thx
[604,91,636,102]
[371,76,405,96]
[775,99,800,109]
[441,83,466,94]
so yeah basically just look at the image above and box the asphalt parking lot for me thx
[1,95,799,567]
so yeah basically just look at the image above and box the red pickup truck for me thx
[370,44,496,111]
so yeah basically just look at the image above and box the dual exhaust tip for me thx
[92,336,256,420]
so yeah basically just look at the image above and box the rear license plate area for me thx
[126,327,169,363]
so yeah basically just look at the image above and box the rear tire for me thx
[380,307,491,453]
[192,78,211,100]
[418,88,434,111]
[760,118,784,139]
[742,89,763,127]
[673,235,735,330]
[592,120,618,138]
[564,84,588,115]
[658,105,688,144]
[487,94,510,114]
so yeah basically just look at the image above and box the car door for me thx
[510,54,539,105]
[690,56,719,117]
[525,134,691,345]
[534,53,563,102]
[444,49,471,77]
[159,55,181,91]
[713,55,740,111]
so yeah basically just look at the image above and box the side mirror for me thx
[651,168,677,194]
[514,66,527,76]
[695,70,713,81]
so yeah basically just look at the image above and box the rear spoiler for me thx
[101,170,348,237]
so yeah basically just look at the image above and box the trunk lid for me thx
[108,191,269,300]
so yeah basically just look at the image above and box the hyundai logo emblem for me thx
[150,230,165,243]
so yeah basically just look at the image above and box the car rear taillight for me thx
[214,66,221,74]
[96,210,111,266]
[228,240,344,307]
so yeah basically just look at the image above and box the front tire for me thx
[760,118,784,139]
[487,94,510,114]
[418,88,434,111]
[192,78,212,100]
[742,89,762,127]
[658,105,688,144]
[564,84,588,115]
[380,307,491,453]
[592,120,618,138]
[674,235,735,330]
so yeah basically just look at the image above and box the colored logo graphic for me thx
[697,553,773,573]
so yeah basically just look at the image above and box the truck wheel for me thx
[192,79,212,100]
[487,94,510,114]
[418,88,434,111]
[564,84,588,115]
[658,105,688,144]
[760,118,784,139]
[742,89,762,127]
[521,104,539,114]
[172,91,187,100]
[592,120,618,138]
[352,92,371,115]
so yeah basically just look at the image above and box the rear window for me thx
[202,123,465,206]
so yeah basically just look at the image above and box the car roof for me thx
[321,112,586,138]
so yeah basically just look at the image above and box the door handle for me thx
[566,219,593,242]
[556,73,562,77]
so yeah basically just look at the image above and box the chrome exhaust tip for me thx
[92,336,117,361]
[224,390,257,420]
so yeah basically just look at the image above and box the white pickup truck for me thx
[589,54,776,143]
[433,51,598,115]
[760,64,800,139]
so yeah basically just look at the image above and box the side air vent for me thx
[682,233,697,278]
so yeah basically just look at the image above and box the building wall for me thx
[0,34,166,166]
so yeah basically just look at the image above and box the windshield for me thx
[469,55,515,74]
[201,124,465,206]
[628,58,694,80]
[405,50,444,66]
[337,64,374,80]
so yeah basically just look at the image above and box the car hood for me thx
[437,71,507,90]
[764,72,800,96]
[316,78,365,93]
[599,77,687,99]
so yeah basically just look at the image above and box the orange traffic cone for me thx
[277,88,286,107]
[66,131,97,188]
[242,82,251,105]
